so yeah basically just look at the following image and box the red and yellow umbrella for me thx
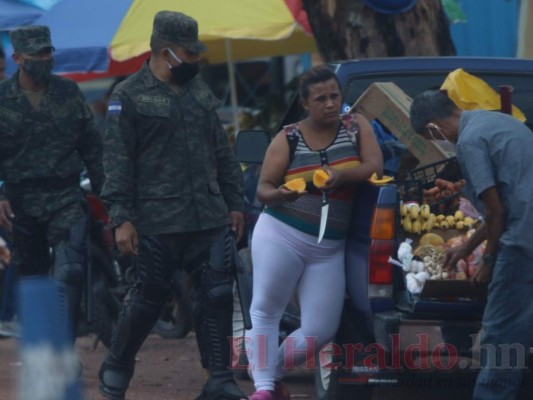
[66,0,315,81]
[4,0,314,80]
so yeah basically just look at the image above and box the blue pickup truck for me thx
[234,56,533,399]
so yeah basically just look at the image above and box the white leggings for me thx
[245,213,346,392]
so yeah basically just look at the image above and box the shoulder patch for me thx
[107,101,122,115]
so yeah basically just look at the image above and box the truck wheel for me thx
[314,344,336,399]
[314,344,373,400]
[315,303,375,400]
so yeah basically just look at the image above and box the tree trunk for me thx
[302,0,456,62]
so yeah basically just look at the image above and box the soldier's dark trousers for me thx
[100,228,245,400]
[10,202,88,341]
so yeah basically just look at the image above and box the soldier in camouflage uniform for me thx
[0,27,104,341]
[98,11,246,400]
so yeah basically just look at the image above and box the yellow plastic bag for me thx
[441,68,526,122]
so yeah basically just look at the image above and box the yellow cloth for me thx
[441,68,526,122]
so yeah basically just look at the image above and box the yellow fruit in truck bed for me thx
[402,216,412,232]
[412,220,422,235]
[283,178,306,192]
[408,204,420,219]
[313,169,329,188]
[463,216,475,227]
[446,215,456,226]
[420,204,430,219]
[419,232,445,246]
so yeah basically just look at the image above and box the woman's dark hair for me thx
[410,90,458,134]
[298,65,341,100]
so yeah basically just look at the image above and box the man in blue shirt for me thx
[410,90,533,400]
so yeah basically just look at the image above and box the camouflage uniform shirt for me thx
[0,72,104,216]
[101,63,244,235]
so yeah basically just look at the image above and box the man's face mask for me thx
[426,122,457,156]
[21,56,54,84]
[166,48,200,85]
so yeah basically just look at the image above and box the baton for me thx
[229,232,252,331]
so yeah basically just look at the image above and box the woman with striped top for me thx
[246,65,383,400]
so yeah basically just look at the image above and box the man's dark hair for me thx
[0,47,5,59]
[298,65,341,100]
[149,34,175,54]
[410,90,458,134]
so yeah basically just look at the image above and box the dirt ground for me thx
[0,333,315,400]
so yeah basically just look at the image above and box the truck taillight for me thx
[368,203,395,297]
[370,206,395,240]
[368,239,394,285]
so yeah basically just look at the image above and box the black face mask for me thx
[169,62,200,85]
[166,49,199,85]
[22,58,53,84]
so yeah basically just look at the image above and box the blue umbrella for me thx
[4,0,133,76]
[34,0,133,73]
[0,0,43,30]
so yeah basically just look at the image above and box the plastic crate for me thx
[397,160,464,214]
[409,157,463,189]
[395,180,423,203]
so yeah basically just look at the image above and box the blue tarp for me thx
[450,0,520,57]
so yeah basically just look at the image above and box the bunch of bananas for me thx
[400,203,435,235]
[400,204,478,234]
[433,210,477,230]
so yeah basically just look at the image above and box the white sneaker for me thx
[0,320,21,338]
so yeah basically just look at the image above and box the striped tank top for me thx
[265,114,361,240]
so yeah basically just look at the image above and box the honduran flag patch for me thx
[107,101,122,115]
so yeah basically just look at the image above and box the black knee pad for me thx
[198,228,235,312]
[195,261,235,371]
[52,241,85,287]
[52,217,88,287]
[198,261,234,314]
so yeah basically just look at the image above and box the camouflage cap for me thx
[10,26,53,54]
[152,11,207,53]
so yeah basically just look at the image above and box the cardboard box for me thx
[352,82,449,166]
